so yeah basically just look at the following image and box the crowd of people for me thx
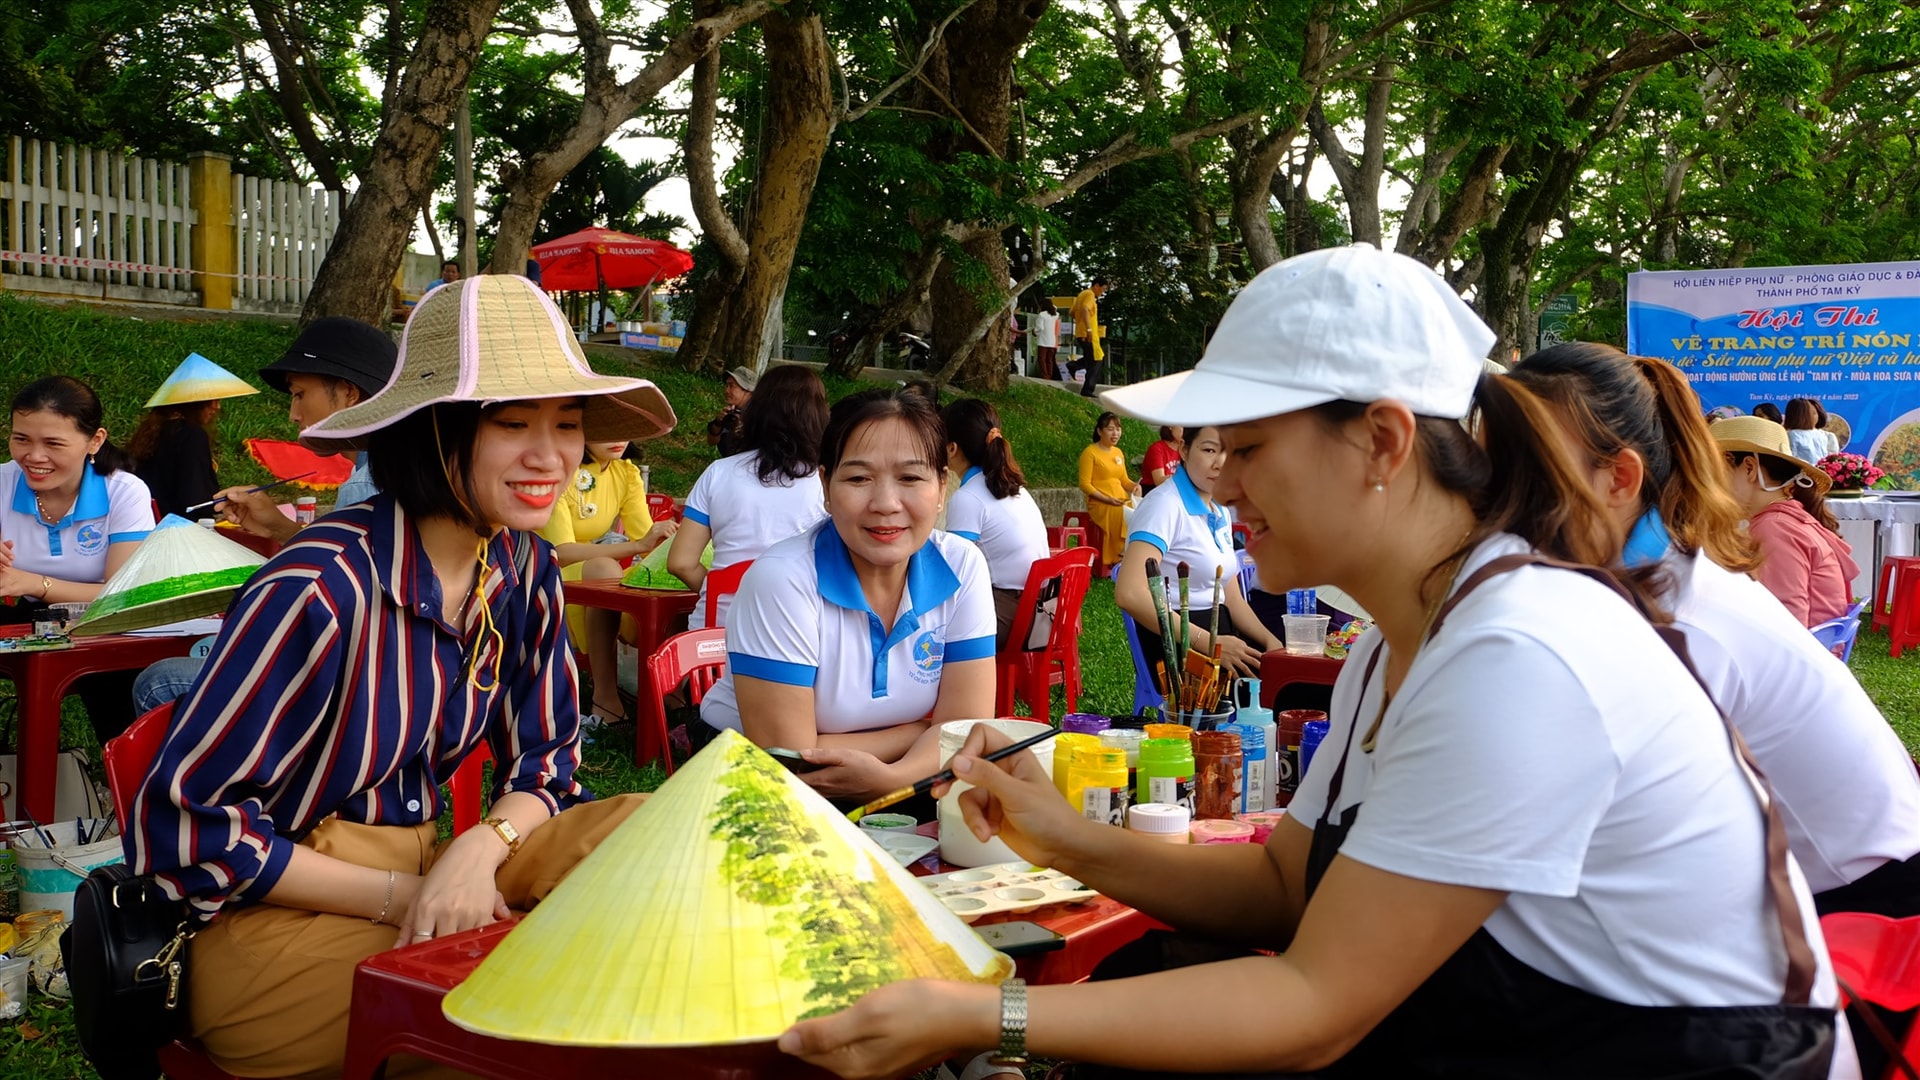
[8,244,1914,1078]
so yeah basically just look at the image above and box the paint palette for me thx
[869,829,939,868]
[918,861,1099,923]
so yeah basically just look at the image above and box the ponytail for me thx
[941,399,1027,500]
[1630,357,1760,574]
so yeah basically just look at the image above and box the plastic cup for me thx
[1282,614,1331,657]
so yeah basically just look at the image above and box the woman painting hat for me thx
[130,275,674,1078]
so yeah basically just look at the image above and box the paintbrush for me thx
[184,471,319,516]
[1208,566,1224,686]
[846,726,1064,822]
[1145,559,1182,707]
[1177,562,1193,667]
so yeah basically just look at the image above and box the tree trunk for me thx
[300,0,502,326]
[678,8,835,374]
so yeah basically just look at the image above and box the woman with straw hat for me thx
[780,245,1843,1079]
[128,275,675,1078]
[1711,415,1857,627]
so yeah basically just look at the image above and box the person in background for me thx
[1141,425,1185,490]
[1810,398,1844,456]
[669,364,829,629]
[542,438,678,727]
[0,376,156,740]
[696,389,994,804]
[1070,277,1109,397]
[1117,425,1279,678]
[1033,305,1061,379]
[130,353,260,519]
[1712,415,1856,626]
[1754,401,1784,424]
[1785,398,1841,465]
[1077,411,1138,569]
[424,259,460,292]
[705,366,755,457]
[941,399,1049,647]
[133,319,401,715]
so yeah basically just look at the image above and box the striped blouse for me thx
[130,494,587,918]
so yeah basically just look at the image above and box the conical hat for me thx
[442,730,1013,1047]
[71,516,266,636]
[145,352,260,408]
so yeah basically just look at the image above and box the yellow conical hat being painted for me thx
[145,352,259,407]
[442,730,1013,1046]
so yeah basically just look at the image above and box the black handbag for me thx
[59,862,197,1080]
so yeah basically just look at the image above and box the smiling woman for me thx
[696,388,996,804]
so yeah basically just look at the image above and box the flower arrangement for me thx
[1817,452,1887,491]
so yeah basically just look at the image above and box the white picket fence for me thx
[0,136,197,299]
[0,136,344,311]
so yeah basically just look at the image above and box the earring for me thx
[1369,477,1385,492]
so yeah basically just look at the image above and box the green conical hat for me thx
[71,516,266,636]
[145,352,259,408]
[442,730,1012,1047]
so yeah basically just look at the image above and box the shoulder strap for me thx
[1428,552,1817,1006]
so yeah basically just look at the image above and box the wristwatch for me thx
[989,978,1029,1067]
[479,816,521,860]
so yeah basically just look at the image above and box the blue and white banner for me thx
[1627,261,1920,485]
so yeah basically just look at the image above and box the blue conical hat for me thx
[145,352,259,408]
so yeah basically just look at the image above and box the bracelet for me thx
[990,978,1029,1066]
[371,869,396,924]
[39,576,51,599]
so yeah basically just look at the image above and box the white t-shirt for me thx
[1033,311,1059,348]
[681,451,828,629]
[700,523,996,735]
[1667,549,1920,892]
[0,463,155,583]
[1290,534,1840,1013]
[1126,468,1233,611]
[946,468,1049,592]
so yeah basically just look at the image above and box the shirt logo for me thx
[75,522,106,555]
[906,629,945,685]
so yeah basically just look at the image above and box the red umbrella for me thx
[530,228,694,292]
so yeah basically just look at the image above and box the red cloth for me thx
[1141,440,1181,490]
[1748,499,1857,626]
[243,439,353,489]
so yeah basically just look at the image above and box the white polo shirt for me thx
[681,451,828,629]
[1666,548,1920,893]
[946,468,1049,592]
[700,522,995,735]
[1126,467,1233,611]
[0,462,155,583]
[1033,311,1059,348]
[1290,533,1840,1012]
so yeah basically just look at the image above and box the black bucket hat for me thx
[259,317,399,399]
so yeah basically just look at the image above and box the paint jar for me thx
[1128,803,1190,844]
[1054,732,1102,798]
[1222,722,1268,813]
[1274,709,1327,807]
[295,496,317,526]
[1135,737,1195,814]
[1144,723,1192,742]
[1191,730,1243,820]
[857,813,919,833]
[1237,810,1287,844]
[1063,746,1130,827]
[938,718,1056,868]
[1098,728,1145,798]
[1190,819,1256,844]
[1234,679,1278,811]
[1299,719,1331,779]
[1061,713,1111,736]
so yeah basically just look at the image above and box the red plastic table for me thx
[559,580,698,759]
[1258,650,1346,711]
[1,632,200,821]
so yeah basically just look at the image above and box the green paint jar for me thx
[1135,737,1195,815]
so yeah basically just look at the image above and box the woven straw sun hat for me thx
[1709,415,1831,496]
[300,275,675,452]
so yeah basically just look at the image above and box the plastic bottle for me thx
[1128,803,1190,844]
[1191,730,1243,820]
[295,496,317,526]
[1299,719,1331,779]
[1054,732,1101,798]
[1136,736,1195,813]
[1062,713,1111,736]
[1190,819,1257,844]
[1098,728,1145,805]
[1143,723,1192,743]
[1233,680,1278,810]
[1222,722,1268,813]
[1064,746,1130,826]
[1274,709,1326,807]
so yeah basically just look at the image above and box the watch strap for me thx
[990,978,1029,1066]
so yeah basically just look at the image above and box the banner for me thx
[1627,261,1920,486]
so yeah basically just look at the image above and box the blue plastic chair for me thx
[1811,599,1867,663]
[1114,565,1165,715]
[1236,549,1258,598]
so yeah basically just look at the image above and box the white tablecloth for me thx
[1828,496,1920,599]
[1827,495,1920,527]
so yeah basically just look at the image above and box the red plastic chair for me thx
[702,559,753,628]
[995,547,1097,719]
[1045,526,1087,552]
[1061,510,1106,574]
[645,491,680,523]
[1258,651,1347,716]
[1876,555,1920,657]
[638,628,729,773]
[446,744,492,834]
[1821,911,1920,1077]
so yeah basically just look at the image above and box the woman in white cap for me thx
[1711,415,1856,627]
[128,275,676,1078]
[779,245,1844,1079]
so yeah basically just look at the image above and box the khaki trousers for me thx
[187,793,647,1078]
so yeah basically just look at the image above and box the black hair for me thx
[128,402,220,470]
[741,365,828,485]
[1157,425,1182,443]
[441,259,459,273]
[1092,277,1109,287]
[1784,398,1821,431]
[11,376,131,475]
[1729,451,1839,532]
[941,398,1026,500]
[901,379,938,403]
[1753,402,1783,424]
[1092,411,1121,443]
[368,402,500,537]
[819,389,947,480]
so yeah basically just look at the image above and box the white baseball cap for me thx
[1100,243,1495,426]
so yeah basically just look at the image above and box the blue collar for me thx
[1171,466,1229,541]
[961,466,982,487]
[12,466,112,530]
[1622,508,1672,569]
[813,524,963,697]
